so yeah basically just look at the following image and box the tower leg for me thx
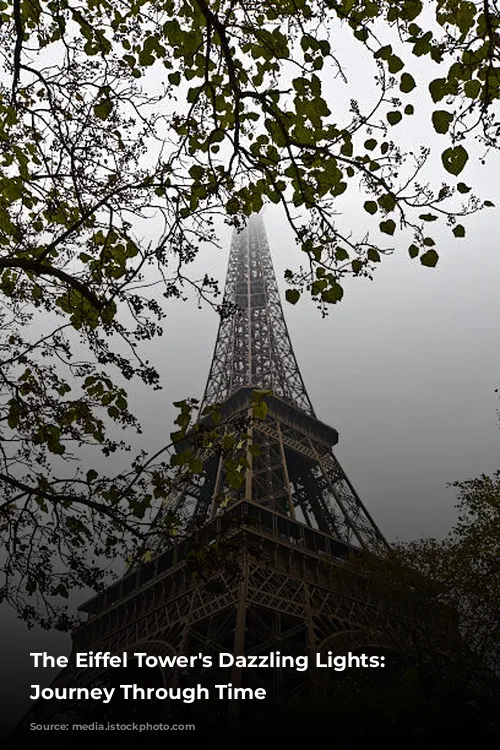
[227,555,248,726]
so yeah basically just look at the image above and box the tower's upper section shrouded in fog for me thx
[201,214,314,416]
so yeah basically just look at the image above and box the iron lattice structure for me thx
[201,214,314,415]
[163,214,386,550]
[10,214,398,745]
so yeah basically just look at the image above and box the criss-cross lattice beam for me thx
[201,214,314,415]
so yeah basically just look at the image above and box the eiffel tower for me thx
[10,214,397,745]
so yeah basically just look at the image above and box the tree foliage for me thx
[352,468,500,688]
[0,0,498,626]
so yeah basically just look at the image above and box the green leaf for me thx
[367,248,380,262]
[340,138,353,157]
[252,401,268,420]
[408,244,419,258]
[388,55,404,73]
[378,194,396,212]
[379,219,396,235]
[441,145,468,176]
[168,71,181,86]
[404,104,414,115]
[374,45,392,61]
[432,110,453,134]
[170,429,185,443]
[401,0,422,21]
[453,224,465,238]
[4,179,23,201]
[429,78,447,102]
[227,470,245,489]
[311,279,327,295]
[189,457,203,474]
[94,99,113,120]
[400,73,416,93]
[321,282,343,304]
[387,111,402,126]
[364,138,377,150]
[419,213,438,222]
[420,249,438,267]
[226,196,239,214]
[364,201,378,214]
[7,400,20,429]
[285,289,300,304]
[464,79,481,99]
[457,183,471,194]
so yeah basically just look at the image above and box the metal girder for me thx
[201,214,314,415]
